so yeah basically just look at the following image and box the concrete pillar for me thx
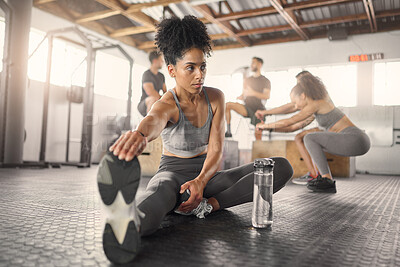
[3,0,32,163]
[356,61,374,106]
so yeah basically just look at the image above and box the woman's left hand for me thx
[177,178,205,213]
[256,122,269,131]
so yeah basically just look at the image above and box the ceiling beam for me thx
[222,0,244,31]
[75,9,121,23]
[126,0,184,13]
[34,0,56,5]
[362,0,377,32]
[237,24,292,36]
[140,9,400,48]
[285,0,358,11]
[213,21,400,51]
[375,8,400,18]
[110,26,154,37]
[34,1,140,48]
[269,0,309,40]
[95,0,157,28]
[216,6,276,21]
[215,0,357,22]
[192,4,252,47]
[138,32,230,50]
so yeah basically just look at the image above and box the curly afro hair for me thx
[155,15,212,65]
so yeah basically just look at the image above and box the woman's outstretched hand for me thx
[255,110,267,120]
[109,130,148,161]
[177,178,205,213]
[256,121,269,131]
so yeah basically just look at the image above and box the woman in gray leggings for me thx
[257,75,370,193]
[96,16,293,265]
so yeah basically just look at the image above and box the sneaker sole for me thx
[307,184,337,193]
[97,151,141,264]
[292,179,308,185]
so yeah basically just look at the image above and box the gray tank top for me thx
[315,107,345,130]
[161,88,213,157]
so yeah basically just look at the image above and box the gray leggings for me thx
[304,126,371,175]
[136,155,293,236]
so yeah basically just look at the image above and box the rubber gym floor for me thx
[0,166,399,266]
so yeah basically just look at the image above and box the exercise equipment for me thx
[1,26,134,168]
[252,140,355,178]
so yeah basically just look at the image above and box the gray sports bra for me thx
[315,107,345,130]
[161,88,213,157]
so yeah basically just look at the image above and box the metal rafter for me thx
[34,0,56,5]
[95,0,157,27]
[125,0,184,13]
[137,32,230,50]
[33,0,140,47]
[214,20,400,50]
[269,0,309,40]
[193,4,252,47]
[215,0,357,21]
[222,0,244,31]
[363,0,378,32]
[75,9,121,23]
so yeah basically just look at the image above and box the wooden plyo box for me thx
[220,140,239,170]
[252,140,355,178]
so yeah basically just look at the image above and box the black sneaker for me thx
[307,176,337,193]
[97,150,142,264]
[307,175,322,186]
[225,132,232,138]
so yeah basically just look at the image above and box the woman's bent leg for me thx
[205,157,293,209]
[303,127,371,176]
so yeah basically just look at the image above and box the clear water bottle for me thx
[252,158,274,228]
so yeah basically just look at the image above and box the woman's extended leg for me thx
[204,157,293,210]
[136,171,188,236]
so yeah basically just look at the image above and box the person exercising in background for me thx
[137,51,167,117]
[255,71,321,184]
[225,57,271,140]
[256,75,370,193]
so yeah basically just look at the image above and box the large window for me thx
[94,51,131,100]
[264,68,301,108]
[28,28,87,87]
[264,64,357,108]
[305,64,357,107]
[374,61,400,106]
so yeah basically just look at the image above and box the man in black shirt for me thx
[225,57,271,140]
[137,51,167,117]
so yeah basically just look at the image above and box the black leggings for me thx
[136,154,293,236]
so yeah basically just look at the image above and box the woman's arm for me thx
[178,88,225,212]
[255,102,298,120]
[257,104,316,130]
[273,115,315,132]
[110,98,175,161]
[267,103,298,115]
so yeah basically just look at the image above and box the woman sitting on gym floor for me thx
[256,75,370,193]
[97,15,293,264]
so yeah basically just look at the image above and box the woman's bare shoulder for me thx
[203,86,224,100]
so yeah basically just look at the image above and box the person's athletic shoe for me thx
[174,190,213,219]
[307,176,337,193]
[307,175,321,186]
[225,132,232,138]
[292,172,317,185]
[97,150,142,264]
